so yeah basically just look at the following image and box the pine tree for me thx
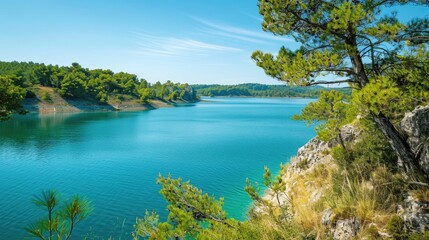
[252,0,429,180]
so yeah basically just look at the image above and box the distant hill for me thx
[192,83,351,98]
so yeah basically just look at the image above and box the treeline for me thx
[192,83,351,98]
[0,61,198,104]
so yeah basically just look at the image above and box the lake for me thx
[0,97,315,239]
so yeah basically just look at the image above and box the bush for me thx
[409,231,429,240]
[25,89,36,98]
[365,225,381,240]
[386,215,407,240]
[41,91,52,103]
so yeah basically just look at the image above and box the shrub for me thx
[41,91,52,103]
[386,215,407,240]
[409,231,429,240]
[25,190,92,240]
[365,225,381,240]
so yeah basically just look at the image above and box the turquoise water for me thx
[0,97,315,239]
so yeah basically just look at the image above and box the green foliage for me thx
[41,91,53,103]
[353,47,429,121]
[137,88,151,103]
[133,174,238,240]
[254,0,429,89]
[329,124,406,216]
[245,165,288,209]
[25,190,92,240]
[133,211,165,239]
[253,0,429,177]
[409,231,429,240]
[386,215,407,240]
[0,61,198,105]
[58,71,87,98]
[365,225,381,240]
[331,122,397,176]
[193,83,351,98]
[133,173,301,240]
[0,75,26,121]
[293,90,356,142]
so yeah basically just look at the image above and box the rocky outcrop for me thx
[289,137,332,174]
[258,105,429,239]
[289,125,361,175]
[284,125,362,240]
[401,104,429,175]
[332,218,360,240]
[399,195,429,233]
[398,105,429,233]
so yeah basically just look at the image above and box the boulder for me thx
[401,195,429,233]
[333,218,360,240]
[400,105,429,176]
[322,208,333,226]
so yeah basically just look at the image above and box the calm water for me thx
[0,97,314,239]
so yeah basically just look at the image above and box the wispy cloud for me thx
[245,14,264,23]
[191,16,293,44]
[133,32,242,57]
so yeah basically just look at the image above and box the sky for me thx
[0,1,428,85]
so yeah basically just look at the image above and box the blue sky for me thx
[0,1,428,85]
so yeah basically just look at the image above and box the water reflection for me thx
[0,111,138,148]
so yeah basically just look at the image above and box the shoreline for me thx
[20,85,199,115]
[23,98,199,114]
[199,95,318,99]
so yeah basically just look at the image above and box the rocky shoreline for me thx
[23,97,174,114]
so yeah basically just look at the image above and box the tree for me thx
[138,87,151,103]
[133,174,238,240]
[293,90,356,148]
[59,72,87,98]
[245,165,289,211]
[252,0,429,179]
[25,190,92,240]
[0,75,26,121]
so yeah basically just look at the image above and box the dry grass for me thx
[283,160,401,238]
[285,163,337,237]
[411,188,429,202]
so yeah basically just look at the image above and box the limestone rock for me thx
[402,195,429,232]
[322,208,333,226]
[400,105,429,175]
[401,105,429,140]
[333,218,360,240]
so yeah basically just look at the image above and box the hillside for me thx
[192,83,351,98]
[0,61,198,115]
[23,85,174,113]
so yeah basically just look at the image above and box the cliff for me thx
[259,105,429,239]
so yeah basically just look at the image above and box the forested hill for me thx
[0,61,198,104]
[192,83,351,98]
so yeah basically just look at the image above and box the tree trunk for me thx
[372,112,427,180]
[346,35,426,181]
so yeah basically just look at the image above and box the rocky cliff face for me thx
[262,105,429,239]
[400,105,429,233]
[401,105,429,176]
